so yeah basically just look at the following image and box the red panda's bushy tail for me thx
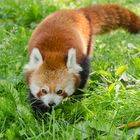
[80,4,140,34]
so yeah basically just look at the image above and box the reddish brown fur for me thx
[29,10,90,63]
[60,92,68,98]
[29,4,140,61]
[74,75,81,88]
[25,70,33,85]
[80,4,140,34]
[27,4,140,93]
[37,91,45,98]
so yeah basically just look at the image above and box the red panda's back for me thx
[28,10,90,62]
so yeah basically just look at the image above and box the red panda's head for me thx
[24,48,82,109]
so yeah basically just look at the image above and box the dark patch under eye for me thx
[61,92,68,98]
[37,91,44,97]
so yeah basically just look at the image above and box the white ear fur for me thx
[67,48,83,73]
[24,48,43,72]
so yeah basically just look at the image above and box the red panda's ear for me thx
[24,48,43,72]
[67,48,83,74]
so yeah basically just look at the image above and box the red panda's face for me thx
[24,48,82,109]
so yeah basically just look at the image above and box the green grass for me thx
[0,0,140,139]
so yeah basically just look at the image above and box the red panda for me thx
[24,4,140,113]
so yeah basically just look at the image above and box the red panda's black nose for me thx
[48,102,56,107]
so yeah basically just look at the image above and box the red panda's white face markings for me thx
[29,68,77,107]
[24,48,82,108]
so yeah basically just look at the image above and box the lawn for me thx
[0,0,140,139]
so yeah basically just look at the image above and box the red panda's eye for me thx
[56,89,63,95]
[41,89,48,94]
